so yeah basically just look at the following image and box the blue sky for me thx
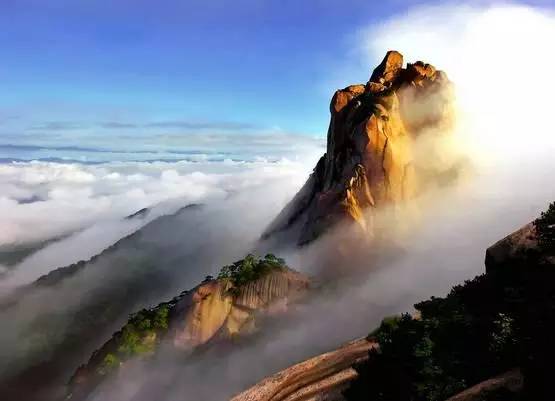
[0,0,552,156]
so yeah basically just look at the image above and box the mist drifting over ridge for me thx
[83,3,555,401]
[0,2,554,401]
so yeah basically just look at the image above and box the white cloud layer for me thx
[0,148,322,291]
[0,156,318,247]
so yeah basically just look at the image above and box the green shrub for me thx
[369,315,402,339]
[217,253,286,288]
[534,201,555,252]
[96,353,119,375]
[345,202,555,401]
[115,304,170,358]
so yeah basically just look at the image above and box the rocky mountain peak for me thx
[369,50,404,85]
[263,50,455,244]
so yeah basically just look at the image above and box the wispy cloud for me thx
[29,121,84,131]
[29,119,261,132]
[100,122,139,129]
[1,130,326,164]
[100,120,259,131]
[143,120,258,130]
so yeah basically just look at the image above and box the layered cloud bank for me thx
[0,156,319,246]
[0,149,322,292]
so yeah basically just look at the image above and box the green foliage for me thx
[369,315,402,339]
[369,313,467,401]
[114,304,170,358]
[345,272,523,401]
[345,201,555,401]
[489,313,516,356]
[534,201,555,252]
[117,324,153,356]
[217,253,286,288]
[96,353,119,376]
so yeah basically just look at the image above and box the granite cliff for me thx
[263,51,455,244]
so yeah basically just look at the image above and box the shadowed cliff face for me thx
[263,51,455,245]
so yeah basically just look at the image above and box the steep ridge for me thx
[32,205,195,288]
[263,51,455,244]
[0,234,71,271]
[0,205,197,312]
[0,206,150,280]
[0,204,211,401]
[67,255,309,400]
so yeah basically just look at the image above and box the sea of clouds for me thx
[0,144,323,292]
[1,2,554,400]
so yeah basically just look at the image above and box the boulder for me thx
[485,222,539,272]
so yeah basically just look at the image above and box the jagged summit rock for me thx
[369,50,404,85]
[263,51,455,244]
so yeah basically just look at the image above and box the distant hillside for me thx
[0,204,216,401]
[0,205,149,284]
[0,234,71,271]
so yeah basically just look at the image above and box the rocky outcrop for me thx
[67,260,309,400]
[231,338,376,401]
[445,369,523,401]
[172,268,308,349]
[485,218,554,272]
[485,222,539,272]
[263,51,454,244]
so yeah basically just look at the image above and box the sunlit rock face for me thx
[263,51,454,244]
[67,266,309,401]
[172,269,309,349]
